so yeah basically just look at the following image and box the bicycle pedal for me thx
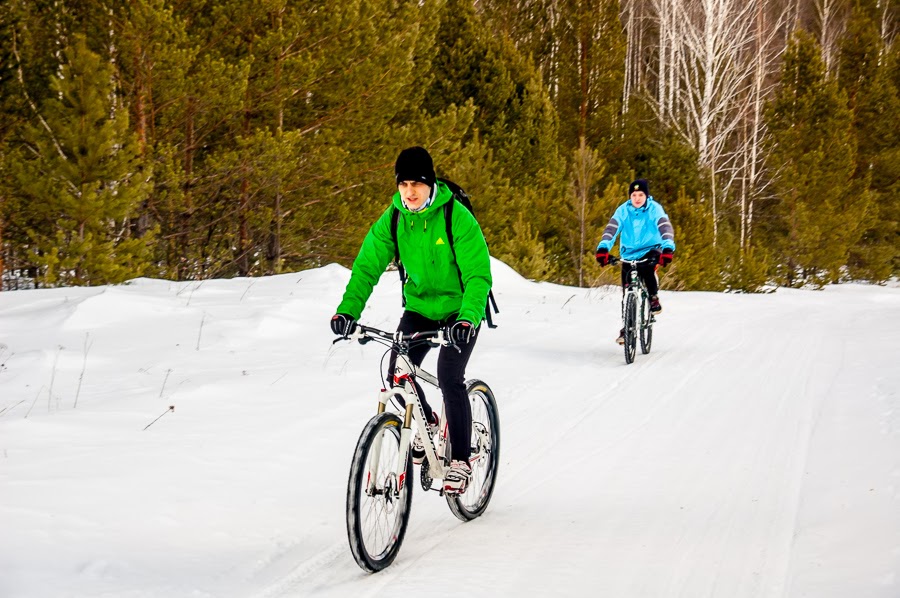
[420,457,434,491]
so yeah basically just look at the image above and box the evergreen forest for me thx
[1,0,898,292]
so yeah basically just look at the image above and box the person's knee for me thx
[438,368,466,398]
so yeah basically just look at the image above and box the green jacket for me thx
[337,181,492,324]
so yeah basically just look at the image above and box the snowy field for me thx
[1,259,898,598]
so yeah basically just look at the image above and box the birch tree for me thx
[656,0,761,243]
[814,0,850,72]
[624,0,792,251]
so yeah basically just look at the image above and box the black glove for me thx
[448,320,476,346]
[659,249,674,267]
[330,313,357,337]
[595,248,611,266]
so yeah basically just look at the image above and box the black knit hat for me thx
[629,179,649,196]
[395,146,436,188]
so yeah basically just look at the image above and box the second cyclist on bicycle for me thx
[595,179,676,344]
[330,146,492,495]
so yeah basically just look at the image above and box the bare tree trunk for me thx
[133,47,148,155]
[180,96,196,280]
[816,0,848,73]
[0,210,5,291]
[238,79,252,277]
[623,0,635,111]
[269,10,285,276]
[657,0,669,118]
[879,0,897,47]
[579,36,588,140]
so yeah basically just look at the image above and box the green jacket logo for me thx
[436,237,445,246]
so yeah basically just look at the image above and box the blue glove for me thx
[448,320,476,345]
[330,313,357,337]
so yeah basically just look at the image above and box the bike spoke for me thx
[357,426,405,558]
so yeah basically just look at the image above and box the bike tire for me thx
[624,293,637,364]
[640,294,653,354]
[446,380,500,522]
[346,412,413,572]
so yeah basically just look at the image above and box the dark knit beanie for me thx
[629,179,650,196]
[395,146,436,188]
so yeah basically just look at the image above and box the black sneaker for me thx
[649,295,662,314]
[616,328,625,345]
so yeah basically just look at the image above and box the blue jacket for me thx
[596,197,675,260]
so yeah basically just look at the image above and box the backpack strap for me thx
[443,199,463,289]
[390,207,407,307]
[443,198,498,329]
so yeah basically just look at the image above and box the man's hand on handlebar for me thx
[330,313,357,337]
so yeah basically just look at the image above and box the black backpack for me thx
[389,178,499,328]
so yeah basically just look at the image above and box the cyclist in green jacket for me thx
[330,146,492,495]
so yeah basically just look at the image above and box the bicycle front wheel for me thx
[624,293,637,364]
[346,412,413,572]
[640,294,653,354]
[447,380,501,522]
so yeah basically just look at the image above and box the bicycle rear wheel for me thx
[624,293,637,364]
[346,412,413,572]
[640,294,653,354]
[447,380,500,522]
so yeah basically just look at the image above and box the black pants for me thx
[621,251,660,296]
[386,310,477,462]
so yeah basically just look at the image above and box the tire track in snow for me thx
[250,541,349,598]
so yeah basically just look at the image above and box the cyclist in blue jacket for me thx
[595,179,675,344]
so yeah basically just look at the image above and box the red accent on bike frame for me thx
[393,373,411,385]
[398,471,406,490]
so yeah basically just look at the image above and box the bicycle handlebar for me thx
[609,255,655,267]
[357,324,444,343]
[332,324,451,350]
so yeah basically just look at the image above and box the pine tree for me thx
[424,0,565,280]
[493,212,553,281]
[561,137,610,286]
[1,0,63,287]
[552,0,626,153]
[7,35,152,286]
[837,0,900,280]
[764,30,865,287]
[660,188,724,292]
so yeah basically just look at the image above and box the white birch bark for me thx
[628,0,792,248]
[816,0,849,72]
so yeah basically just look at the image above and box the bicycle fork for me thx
[365,381,446,498]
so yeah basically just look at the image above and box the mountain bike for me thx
[610,256,655,364]
[335,324,500,572]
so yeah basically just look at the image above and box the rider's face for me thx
[630,190,647,208]
[398,181,432,211]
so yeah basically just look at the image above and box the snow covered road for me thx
[1,262,898,597]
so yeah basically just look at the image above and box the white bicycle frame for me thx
[620,258,650,330]
[362,331,450,496]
